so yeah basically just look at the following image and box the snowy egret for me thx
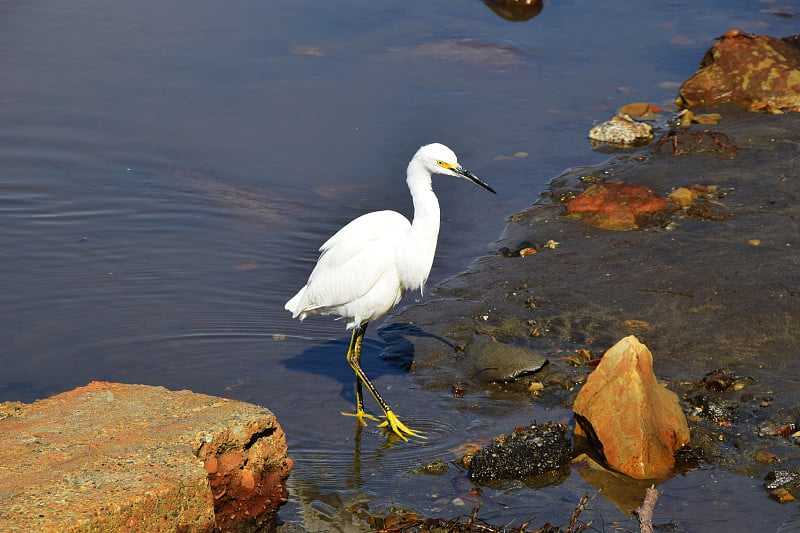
[285,143,496,440]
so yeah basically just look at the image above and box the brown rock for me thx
[565,182,679,231]
[483,0,544,22]
[679,31,800,113]
[573,336,690,479]
[0,382,292,533]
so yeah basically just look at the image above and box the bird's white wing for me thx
[287,210,411,320]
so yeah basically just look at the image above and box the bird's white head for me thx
[411,143,496,194]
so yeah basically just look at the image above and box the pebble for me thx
[589,113,654,145]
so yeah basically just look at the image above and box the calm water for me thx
[2,1,798,530]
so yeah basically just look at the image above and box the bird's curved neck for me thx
[406,160,440,236]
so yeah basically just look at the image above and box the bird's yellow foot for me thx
[378,410,426,441]
[341,410,381,427]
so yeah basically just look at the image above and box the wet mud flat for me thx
[391,109,800,489]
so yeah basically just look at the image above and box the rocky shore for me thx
[390,107,800,500]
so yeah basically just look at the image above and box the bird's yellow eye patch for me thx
[436,160,452,169]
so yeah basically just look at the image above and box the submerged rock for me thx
[467,422,571,484]
[565,182,679,231]
[397,39,527,70]
[464,334,547,382]
[679,30,800,113]
[573,336,690,479]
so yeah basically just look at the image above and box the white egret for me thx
[285,143,496,440]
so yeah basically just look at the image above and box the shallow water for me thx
[1,1,798,530]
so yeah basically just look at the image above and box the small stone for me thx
[413,459,450,476]
[692,113,722,124]
[451,385,467,397]
[756,451,780,464]
[685,198,733,221]
[703,370,735,392]
[589,113,654,145]
[772,488,795,503]
[668,187,698,207]
[618,102,662,118]
[458,443,483,468]
[519,247,538,256]
[528,382,544,393]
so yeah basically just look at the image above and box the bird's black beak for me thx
[455,166,496,194]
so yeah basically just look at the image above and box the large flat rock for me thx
[0,382,292,532]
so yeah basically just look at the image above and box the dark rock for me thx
[464,334,547,382]
[686,392,738,424]
[685,197,734,221]
[468,422,571,484]
[765,468,800,502]
[766,469,800,490]
[654,130,739,159]
[413,459,450,476]
[702,370,736,392]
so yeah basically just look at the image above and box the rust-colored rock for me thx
[573,336,690,479]
[679,31,800,113]
[0,382,292,533]
[565,182,679,231]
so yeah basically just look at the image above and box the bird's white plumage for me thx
[286,210,412,327]
[285,142,492,329]
[284,142,495,440]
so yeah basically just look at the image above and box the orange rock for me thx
[0,382,292,532]
[565,182,679,231]
[573,336,690,479]
[668,187,698,207]
[679,32,800,113]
